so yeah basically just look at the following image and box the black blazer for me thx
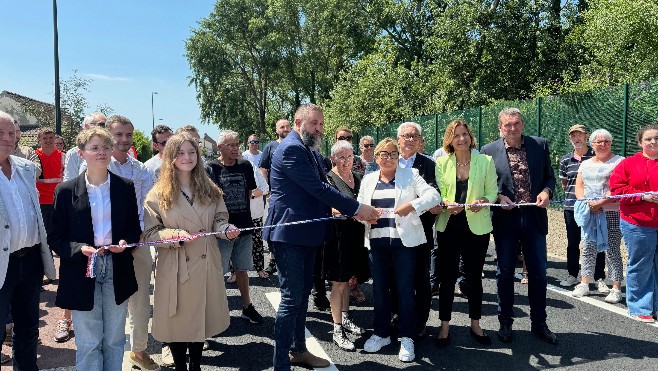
[480,135,556,235]
[49,171,140,311]
[412,153,438,246]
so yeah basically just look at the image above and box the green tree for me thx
[132,129,153,162]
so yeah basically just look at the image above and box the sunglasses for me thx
[156,140,167,146]
[95,121,106,128]
[337,135,353,141]
[249,140,259,144]
[362,144,375,148]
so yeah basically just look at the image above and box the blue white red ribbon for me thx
[85,191,658,277]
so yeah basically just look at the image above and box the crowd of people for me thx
[0,104,657,371]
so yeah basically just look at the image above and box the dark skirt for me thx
[322,218,370,283]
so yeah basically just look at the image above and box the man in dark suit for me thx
[480,108,558,345]
[396,122,441,337]
[264,103,379,371]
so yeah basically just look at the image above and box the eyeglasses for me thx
[223,143,239,148]
[95,121,106,128]
[337,135,353,141]
[335,155,354,162]
[362,144,375,148]
[248,140,259,144]
[593,140,611,145]
[156,140,167,147]
[84,146,112,154]
[400,134,420,141]
[376,151,399,159]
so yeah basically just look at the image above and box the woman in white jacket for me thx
[357,137,441,362]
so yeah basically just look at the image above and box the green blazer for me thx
[434,151,499,235]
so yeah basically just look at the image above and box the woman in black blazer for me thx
[49,127,140,371]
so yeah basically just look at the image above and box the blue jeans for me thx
[272,242,315,371]
[369,244,416,338]
[71,255,128,371]
[493,209,548,326]
[620,219,658,316]
[0,244,43,371]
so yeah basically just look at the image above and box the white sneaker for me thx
[333,328,355,351]
[342,317,365,336]
[604,288,623,303]
[572,283,590,298]
[398,337,415,362]
[363,334,391,353]
[560,275,579,287]
[597,279,611,294]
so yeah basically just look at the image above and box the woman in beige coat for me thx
[143,133,239,371]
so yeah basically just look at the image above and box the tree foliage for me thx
[132,129,153,161]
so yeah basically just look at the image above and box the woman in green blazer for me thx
[434,120,498,348]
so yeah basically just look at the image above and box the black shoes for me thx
[264,261,277,275]
[470,328,492,346]
[498,323,513,343]
[435,333,450,348]
[531,325,558,345]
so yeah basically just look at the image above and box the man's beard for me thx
[278,132,287,139]
[300,127,322,150]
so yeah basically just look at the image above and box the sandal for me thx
[257,270,269,279]
[226,273,237,284]
[520,272,528,284]
[1,353,10,364]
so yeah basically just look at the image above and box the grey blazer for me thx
[0,156,56,289]
[480,135,556,235]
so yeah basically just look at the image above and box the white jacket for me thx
[357,167,440,248]
[0,156,57,289]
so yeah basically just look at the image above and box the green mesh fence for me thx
[326,81,658,206]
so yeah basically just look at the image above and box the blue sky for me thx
[0,0,220,140]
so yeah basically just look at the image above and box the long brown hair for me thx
[151,133,222,211]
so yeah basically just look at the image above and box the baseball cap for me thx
[568,124,587,134]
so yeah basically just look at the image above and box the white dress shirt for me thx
[0,157,40,253]
[398,152,417,169]
[86,173,112,247]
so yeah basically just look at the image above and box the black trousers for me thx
[169,342,203,371]
[564,210,606,280]
[437,219,489,321]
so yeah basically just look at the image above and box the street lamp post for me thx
[151,91,158,129]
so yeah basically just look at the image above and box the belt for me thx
[10,244,40,259]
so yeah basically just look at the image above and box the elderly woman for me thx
[49,127,140,371]
[323,140,367,351]
[358,138,440,362]
[434,120,498,347]
[143,134,239,371]
[571,129,624,303]
[610,124,658,323]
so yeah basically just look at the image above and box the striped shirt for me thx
[369,179,402,247]
[559,147,594,210]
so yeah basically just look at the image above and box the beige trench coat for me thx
[143,191,232,343]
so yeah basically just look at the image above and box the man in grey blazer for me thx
[481,108,558,345]
[0,110,57,369]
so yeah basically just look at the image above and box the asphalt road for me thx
[9,242,658,371]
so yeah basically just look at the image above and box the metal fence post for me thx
[477,106,483,149]
[537,96,543,137]
[434,114,439,152]
[622,83,629,156]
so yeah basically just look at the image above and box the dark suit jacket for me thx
[480,136,556,235]
[411,152,438,246]
[263,130,360,247]
[49,171,140,310]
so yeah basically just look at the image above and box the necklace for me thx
[456,160,471,167]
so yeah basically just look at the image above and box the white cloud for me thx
[82,73,131,82]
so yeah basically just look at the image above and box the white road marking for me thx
[265,291,339,371]
[547,284,658,328]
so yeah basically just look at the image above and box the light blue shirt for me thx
[398,152,417,169]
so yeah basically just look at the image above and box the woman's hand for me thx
[444,201,464,215]
[642,193,658,204]
[252,189,264,198]
[108,239,128,253]
[177,230,199,244]
[81,245,97,257]
[225,225,240,240]
[468,199,488,213]
[588,201,603,214]
[395,202,415,217]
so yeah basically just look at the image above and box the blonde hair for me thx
[443,119,477,153]
[152,133,223,211]
[76,127,113,150]
[374,137,399,156]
